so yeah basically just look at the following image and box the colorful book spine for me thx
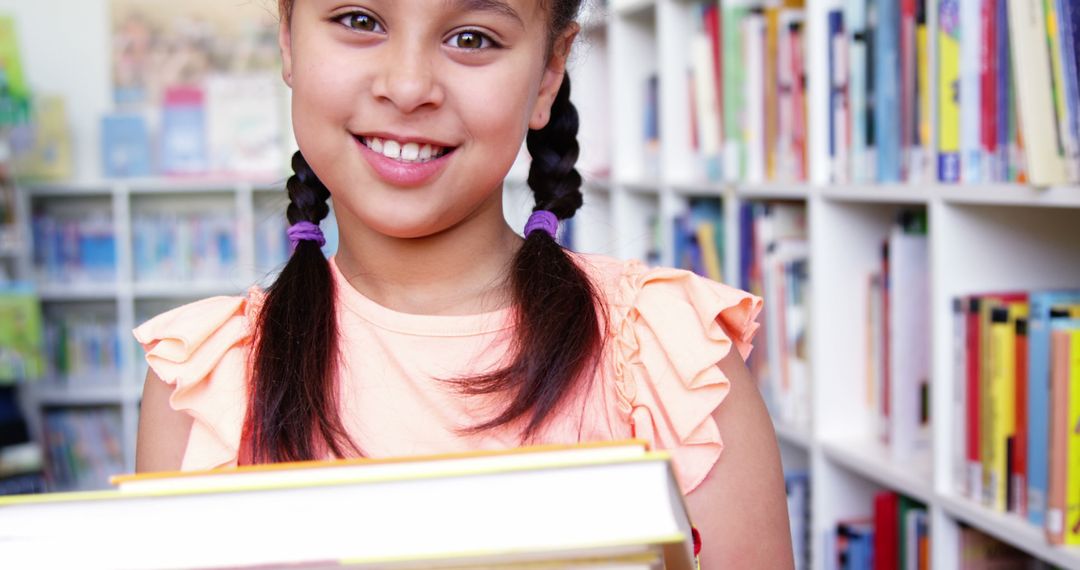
[960,0,983,182]
[1067,323,1080,545]
[723,3,748,181]
[848,0,871,182]
[1012,316,1028,515]
[915,0,933,181]
[938,0,962,181]
[980,0,1000,181]
[1046,317,1080,544]
[829,9,850,183]
[876,0,902,182]
[1026,291,1080,525]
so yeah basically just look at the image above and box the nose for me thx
[370,39,445,113]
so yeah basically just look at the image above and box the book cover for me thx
[938,0,962,182]
[1054,0,1080,180]
[1066,323,1080,545]
[1026,290,1080,526]
[1007,0,1070,184]
[4,441,697,570]
[159,86,209,175]
[848,0,872,182]
[723,3,749,181]
[1012,316,1028,515]
[960,0,984,182]
[1046,318,1078,544]
[0,283,44,383]
[954,297,969,496]
[874,491,899,570]
[101,112,152,178]
[829,9,851,183]
[1044,0,1079,182]
[888,222,930,460]
[980,0,1000,181]
[204,73,285,177]
[915,0,934,181]
[876,0,903,182]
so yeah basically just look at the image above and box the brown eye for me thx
[451,31,493,50]
[340,12,381,33]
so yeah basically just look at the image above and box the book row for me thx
[952,289,1080,546]
[42,405,124,492]
[28,206,298,286]
[132,211,239,283]
[828,492,929,570]
[676,0,1080,186]
[740,201,810,429]
[42,312,121,386]
[867,210,932,461]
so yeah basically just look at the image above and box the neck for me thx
[331,195,524,316]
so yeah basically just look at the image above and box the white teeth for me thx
[382,139,401,159]
[363,136,448,162]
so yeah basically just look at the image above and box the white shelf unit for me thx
[18,178,293,477]
[573,1,1080,569]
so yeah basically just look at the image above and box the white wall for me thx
[0,0,112,182]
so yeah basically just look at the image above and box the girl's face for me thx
[280,0,573,239]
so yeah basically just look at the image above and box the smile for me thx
[359,136,453,164]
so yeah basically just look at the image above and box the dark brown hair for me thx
[242,0,598,462]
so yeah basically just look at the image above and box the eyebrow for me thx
[445,0,525,27]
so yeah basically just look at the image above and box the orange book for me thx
[1047,327,1071,544]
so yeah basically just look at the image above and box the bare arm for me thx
[136,368,193,473]
[685,346,794,569]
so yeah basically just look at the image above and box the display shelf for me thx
[938,493,1080,570]
[937,184,1080,209]
[28,384,138,406]
[820,439,935,505]
[36,283,118,301]
[736,183,812,201]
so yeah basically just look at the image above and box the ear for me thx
[529,24,580,130]
[279,16,294,88]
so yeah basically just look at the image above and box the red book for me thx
[874,492,899,570]
[1012,316,1028,515]
[979,0,998,174]
[703,4,723,142]
[966,296,982,499]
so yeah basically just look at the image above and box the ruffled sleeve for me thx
[609,262,762,494]
[132,287,264,471]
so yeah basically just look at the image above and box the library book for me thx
[0,440,696,569]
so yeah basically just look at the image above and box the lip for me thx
[355,136,456,188]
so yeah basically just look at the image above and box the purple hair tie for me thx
[287,221,326,250]
[524,210,559,239]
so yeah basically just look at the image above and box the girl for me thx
[135,0,793,566]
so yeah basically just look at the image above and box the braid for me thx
[286,152,331,227]
[525,75,583,220]
[241,150,360,464]
[459,74,605,440]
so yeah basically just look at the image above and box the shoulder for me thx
[571,252,762,350]
[573,253,764,494]
[133,287,265,471]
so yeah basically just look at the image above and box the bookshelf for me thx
[3,0,1077,566]
[567,0,1080,568]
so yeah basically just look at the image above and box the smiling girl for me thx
[134,0,793,566]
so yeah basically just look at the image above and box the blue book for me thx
[1057,0,1080,178]
[847,0,870,182]
[996,0,1010,181]
[101,113,152,177]
[1026,290,1080,526]
[875,0,902,182]
[159,87,208,175]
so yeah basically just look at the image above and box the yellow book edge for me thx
[0,441,668,506]
[112,438,652,485]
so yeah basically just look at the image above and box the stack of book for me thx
[828,492,930,569]
[0,441,697,569]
